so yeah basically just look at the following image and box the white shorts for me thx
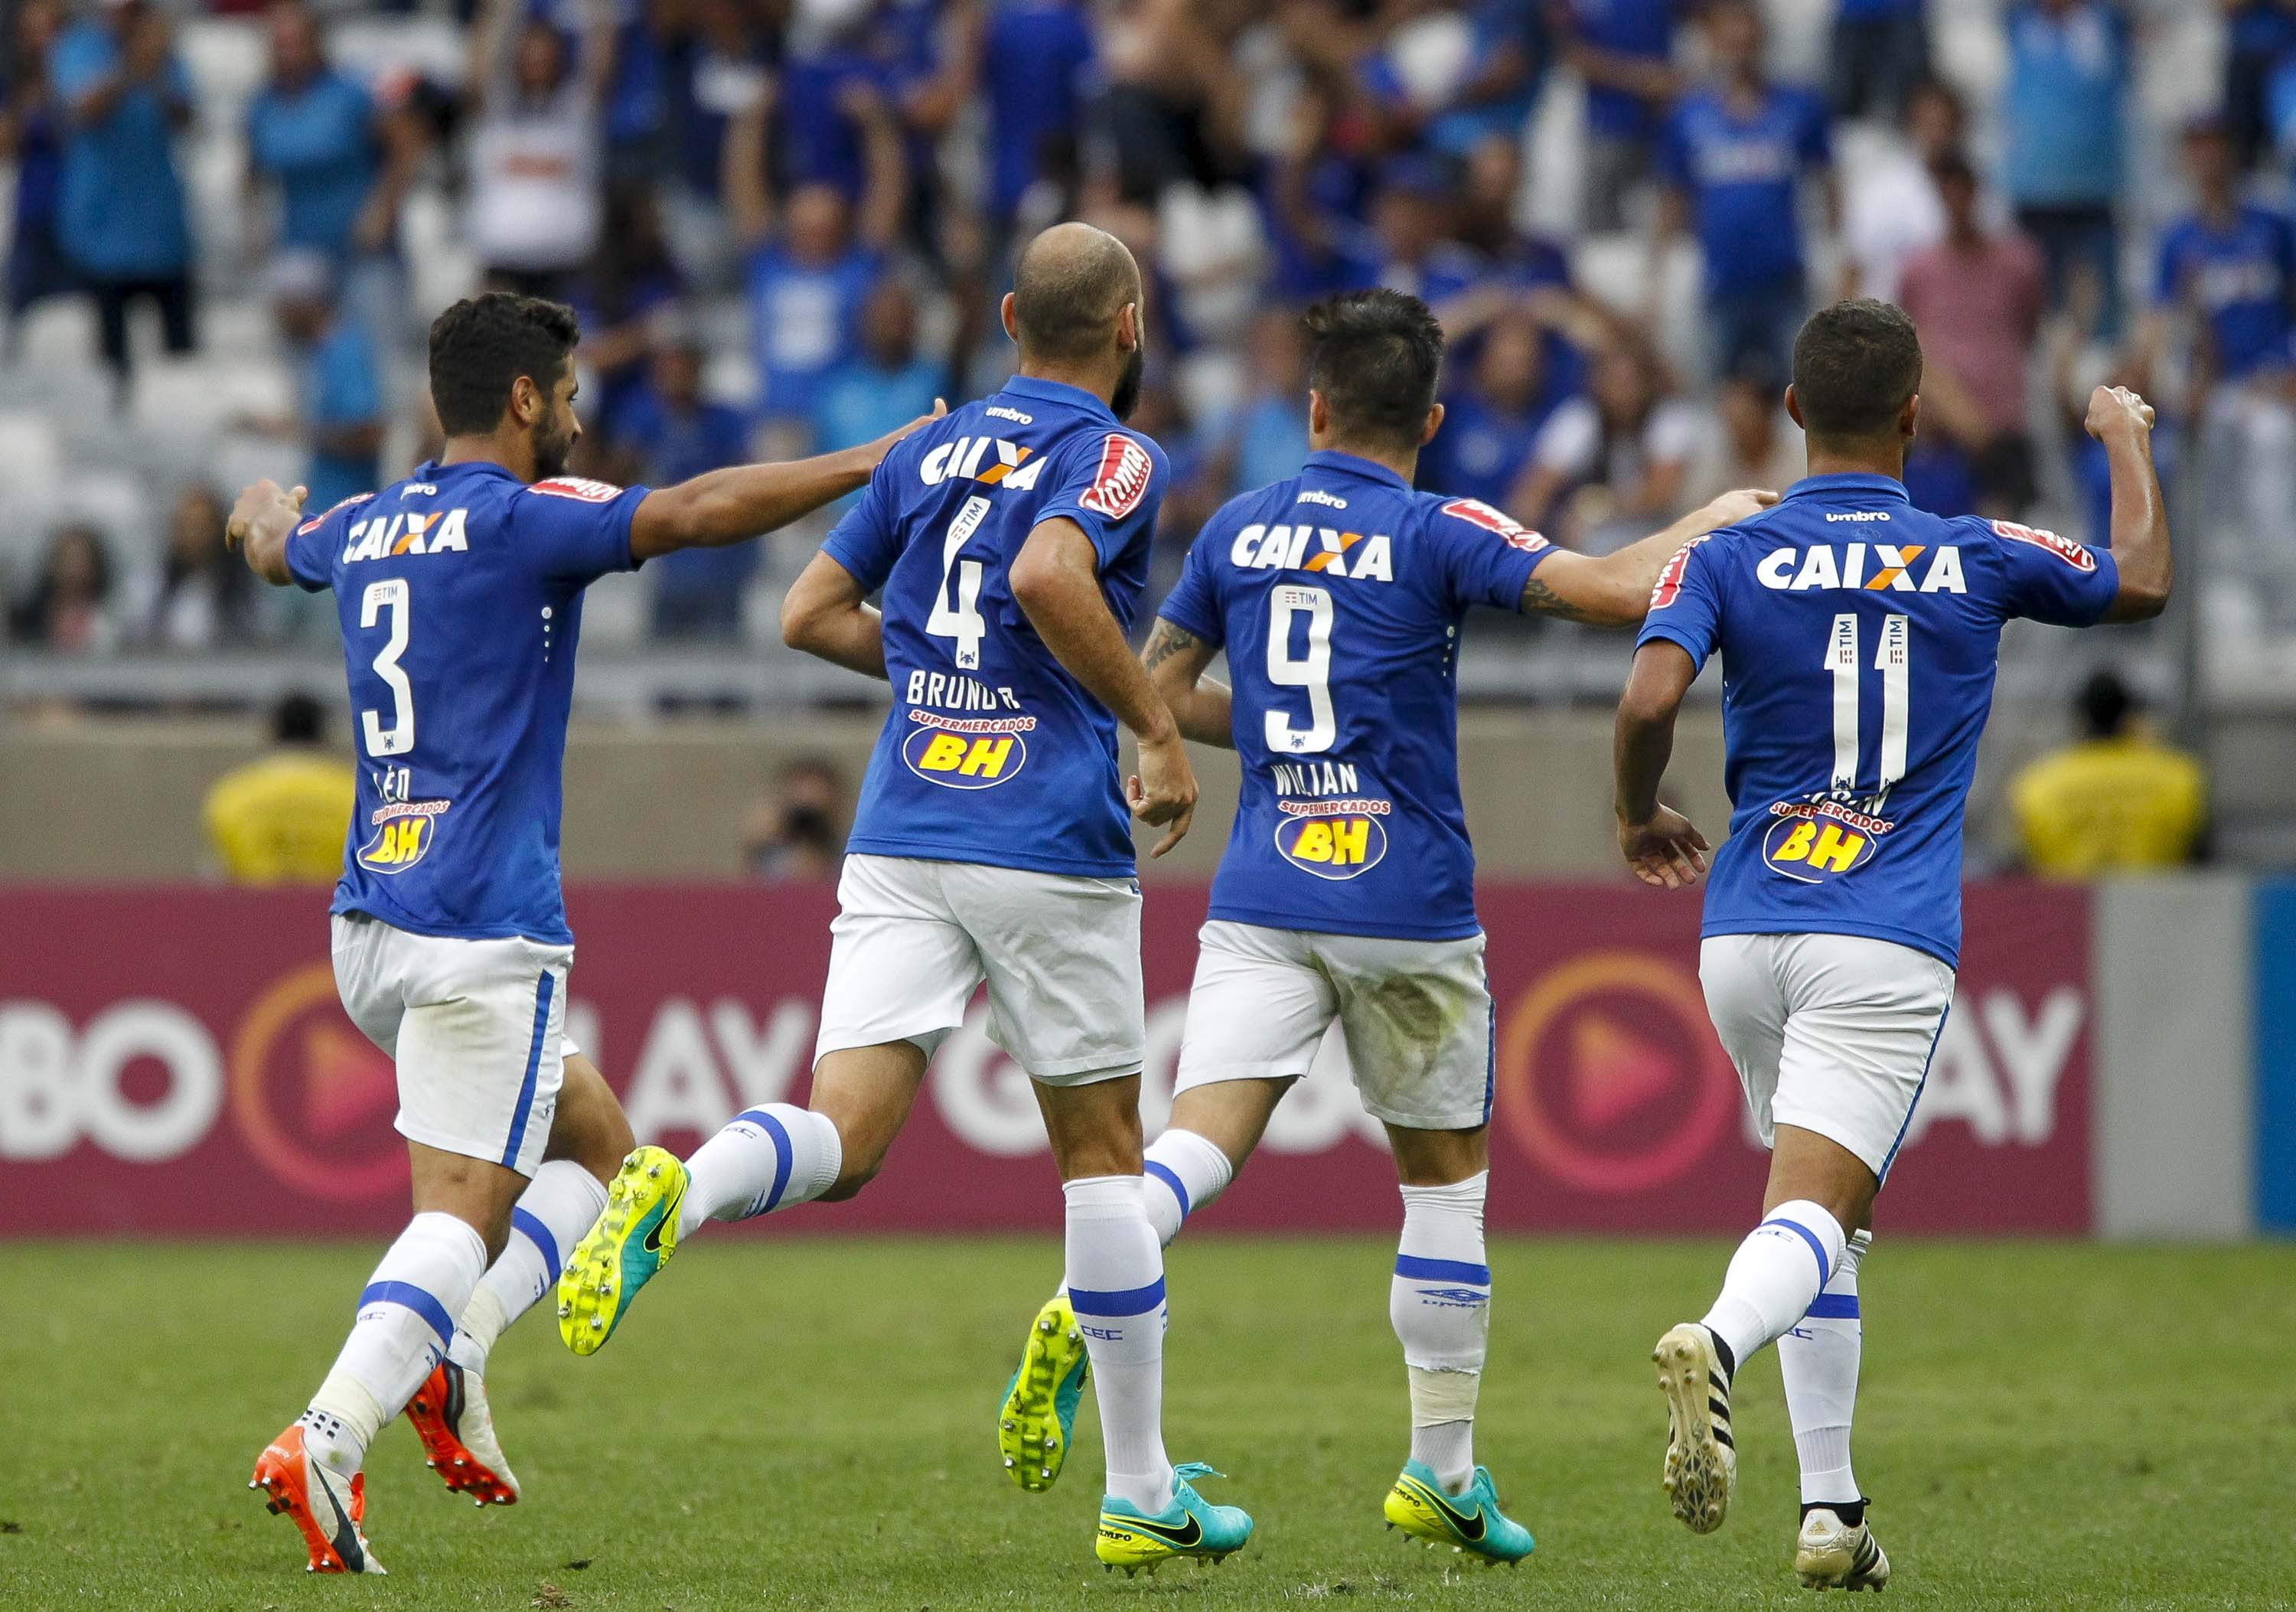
[331,912,572,1176]
[1174,921,1494,1131]
[1699,932,1956,1181]
[815,854,1144,1084]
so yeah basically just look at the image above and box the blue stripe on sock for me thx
[1068,1278,1167,1317]
[734,1108,794,1215]
[1144,1160,1191,1222]
[1805,1293,1861,1320]
[358,1279,455,1346]
[1879,1003,1952,1183]
[1761,1217,1831,1288]
[510,1206,559,1286]
[1394,1254,1491,1286]
[501,973,554,1169]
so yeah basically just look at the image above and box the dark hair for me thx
[274,691,327,746]
[1929,151,1977,191]
[2078,670,2135,739]
[428,292,580,436]
[1303,289,1444,453]
[1791,299,1923,442]
[1011,226,1141,364]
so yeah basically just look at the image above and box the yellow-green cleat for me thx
[558,1146,687,1356]
[1096,1463,1253,1576]
[1384,1460,1534,1565]
[998,1292,1089,1492]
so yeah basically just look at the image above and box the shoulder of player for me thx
[1049,421,1166,520]
[292,489,380,544]
[520,475,632,509]
[1958,512,2102,573]
[1414,490,1551,554]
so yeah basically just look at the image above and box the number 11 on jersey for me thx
[1824,611,1910,800]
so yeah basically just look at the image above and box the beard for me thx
[1110,343,1146,422]
[533,416,576,481]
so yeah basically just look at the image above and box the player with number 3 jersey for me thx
[224,292,938,1576]
[996,289,1777,1562]
[1613,301,2170,1591]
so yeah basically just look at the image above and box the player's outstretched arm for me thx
[1140,618,1233,749]
[1012,518,1199,857]
[224,478,310,588]
[780,550,887,679]
[1613,640,1710,891]
[1518,488,1776,625]
[2089,384,2173,622]
[628,403,945,562]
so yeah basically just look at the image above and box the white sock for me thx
[678,1105,843,1238]
[1780,1228,1869,1506]
[303,1211,488,1477]
[1391,1173,1490,1494]
[448,1160,607,1375]
[1143,1129,1234,1247]
[1700,1199,1848,1375]
[1064,1174,1173,1514]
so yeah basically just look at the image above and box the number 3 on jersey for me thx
[1266,584,1336,753]
[926,496,991,669]
[361,578,414,759]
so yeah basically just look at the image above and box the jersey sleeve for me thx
[820,456,902,592]
[1988,518,2121,627]
[1155,518,1228,646]
[282,515,336,592]
[514,477,650,584]
[1038,429,1166,569]
[1424,496,1554,612]
[1635,534,1725,671]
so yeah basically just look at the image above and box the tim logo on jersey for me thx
[356,799,449,873]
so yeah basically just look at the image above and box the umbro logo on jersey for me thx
[1825,510,1890,522]
[984,405,1034,424]
[1756,543,1968,594]
[1228,522,1395,582]
[1296,488,1349,509]
[1079,433,1155,520]
[921,434,1047,489]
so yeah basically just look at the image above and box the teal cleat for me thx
[557,1146,687,1356]
[1096,1462,1254,1575]
[998,1293,1089,1491]
[1384,1460,1535,1566]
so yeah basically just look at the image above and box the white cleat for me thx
[1796,1506,1890,1591]
[404,1359,521,1505]
[1653,1322,1737,1535]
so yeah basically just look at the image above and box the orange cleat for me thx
[249,1422,385,1574]
[405,1359,521,1506]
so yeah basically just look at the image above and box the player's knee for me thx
[817,1155,882,1202]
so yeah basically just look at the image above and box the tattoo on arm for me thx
[1520,570,1606,624]
[1142,618,1202,673]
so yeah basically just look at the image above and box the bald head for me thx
[1010,223,1143,365]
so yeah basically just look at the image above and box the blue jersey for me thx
[1636,473,2120,967]
[1658,85,1831,292]
[1157,451,1550,941]
[284,462,648,945]
[823,376,1166,879]
[2154,207,2296,381]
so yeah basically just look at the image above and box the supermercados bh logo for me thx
[357,798,449,873]
[1761,798,1893,883]
[903,713,1034,788]
[231,962,406,1199]
[1274,798,1391,878]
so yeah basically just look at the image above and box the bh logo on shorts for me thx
[1274,804,1389,879]
[356,801,448,873]
[902,717,1031,789]
[1761,801,1887,884]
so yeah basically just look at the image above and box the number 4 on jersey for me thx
[927,496,992,669]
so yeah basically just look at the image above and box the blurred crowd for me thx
[0,0,2288,661]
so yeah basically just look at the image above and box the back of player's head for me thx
[2078,670,2136,739]
[428,292,581,438]
[1303,289,1444,455]
[273,690,326,747]
[1010,224,1143,364]
[1790,299,1923,444]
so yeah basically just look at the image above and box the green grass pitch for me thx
[2,1237,2290,1610]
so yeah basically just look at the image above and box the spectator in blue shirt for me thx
[814,277,946,473]
[2151,116,2296,390]
[1561,0,1688,232]
[1222,303,1311,493]
[2,0,75,340]
[244,3,418,267]
[728,72,904,439]
[977,0,1094,222]
[257,250,383,520]
[2001,0,2128,336]
[617,335,758,639]
[1420,306,1571,514]
[1829,0,1928,125]
[1653,0,1835,383]
[48,0,195,395]
[2225,1,2296,171]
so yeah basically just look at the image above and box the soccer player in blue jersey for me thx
[225,292,938,1574]
[553,224,1252,1574]
[993,288,1776,1564]
[1613,300,2170,1588]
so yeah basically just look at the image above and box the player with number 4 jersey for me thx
[1613,301,2170,1590]
[996,289,1777,1561]
[224,292,938,1577]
